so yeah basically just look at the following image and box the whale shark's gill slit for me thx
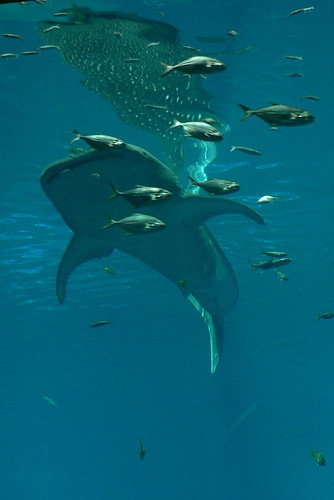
[187,293,222,373]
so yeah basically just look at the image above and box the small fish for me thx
[124,58,142,62]
[230,145,262,156]
[53,12,70,17]
[102,213,166,235]
[113,31,123,39]
[310,449,325,466]
[189,176,240,195]
[0,52,19,58]
[301,95,320,101]
[317,312,334,320]
[160,55,226,77]
[227,30,239,38]
[284,73,304,77]
[275,270,289,281]
[71,130,125,149]
[257,195,279,204]
[103,266,115,275]
[170,119,223,142]
[238,103,314,128]
[2,33,24,40]
[249,257,292,272]
[139,440,146,460]
[285,55,303,60]
[287,6,314,17]
[146,42,160,48]
[182,45,201,52]
[21,51,39,56]
[43,395,58,409]
[262,250,288,257]
[90,320,112,327]
[43,26,60,33]
[143,104,167,110]
[39,45,59,50]
[178,279,189,291]
[109,183,173,207]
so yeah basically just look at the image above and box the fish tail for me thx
[102,217,116,230]
[230,146,236,152]
[188,175,197,187]
[70,129,80,143]
[108,182,120,200]
[238,104,252,121]
[169,118,182,129]
[248,260,256,273]
[160,62,173,77]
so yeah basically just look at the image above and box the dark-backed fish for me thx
[189,176,239,195]
[71,130,125,149]
[239,103,314,128]
[102,213,166,234]
[40,143,264,372]
[109,183,173,207]
[37,6,220,174]
[230,145,262,156]
[249,257,292,272]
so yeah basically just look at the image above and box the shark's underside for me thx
[37,7,220,174]
[40,143,264,372]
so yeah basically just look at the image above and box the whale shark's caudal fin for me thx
[187,293,223,373]
[56,234,114,303]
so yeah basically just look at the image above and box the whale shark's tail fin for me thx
[187,293,223,373]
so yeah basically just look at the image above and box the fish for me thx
[230,145,262,156]
[261,250,288,257]
[103,266,115,275]
[238,103,314,128]
[70,130,125,150]
[2,33,24,40]
[160,55,226,77]
[287,6,314,17]
[90,320,112,327]
[284,73,303,77]
[301,95,320,101]
[310,449,325,466]
[257,195,279,204]
[170,119,223,142]
[284,55,303,60]
[40,143,264,373]
[43,395,58,409]
[249,258,292,272]
[139,440,145,460]
[102,213,166,235]
[37,6,220,175]
[0,52,19,58]
[189,176,240,195]
[275,270,289,281]
[317,312,334,320]
[109,183,173,207]
[21,51,39,56]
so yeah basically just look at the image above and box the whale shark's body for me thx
[40,143,264,372]
[37,7,220,175]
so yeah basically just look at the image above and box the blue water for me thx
[1,1,333,499]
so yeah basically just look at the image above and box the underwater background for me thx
[1,0,333,499]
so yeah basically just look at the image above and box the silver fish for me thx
[170,119,223,142]
[102,213,166,235]
[70,130,125,149]
[160,55,226,77]
[109,184,173,207]
[189,176,239,195]
[239,103,314,128]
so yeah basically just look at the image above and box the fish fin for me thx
[187,293,223,373]
[238,104,252,121]
[108,182,120,200]
[160,62,173,77]
[56,234,114,303]
[70,129,80,143]
[169,118,182,129]
[183,195,265,226]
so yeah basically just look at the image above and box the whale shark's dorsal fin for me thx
[57,234,114,303]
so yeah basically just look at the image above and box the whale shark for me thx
[40,142,264,372]
[37,6,220,175]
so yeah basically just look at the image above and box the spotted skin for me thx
[37,7,219,174]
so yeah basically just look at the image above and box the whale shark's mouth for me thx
[37,6,220,174]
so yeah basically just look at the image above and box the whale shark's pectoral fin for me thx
[57,234,114,304]
[183,195,265,225]
[187,293,223,373]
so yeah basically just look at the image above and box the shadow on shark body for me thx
[40,143,264,372]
